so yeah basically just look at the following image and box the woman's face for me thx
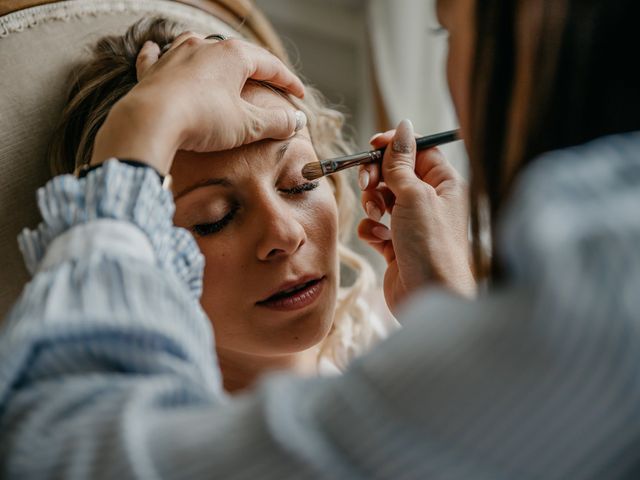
[171,87,339,358]
[436,0,475,140]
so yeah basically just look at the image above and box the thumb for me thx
[244,104,307,143]
[136,41,160,81]
[382,119,420,197]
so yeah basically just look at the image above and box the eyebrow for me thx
[276,142,291,164]
[174,133,312,200]
[174,178,232,200]
[275,131,310,164]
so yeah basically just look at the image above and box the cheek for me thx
[200,242,245,280]
[197,238,253,332]
[303,188,340,258]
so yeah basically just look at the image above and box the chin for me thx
[248,280,337,356]
[270,300,337,355]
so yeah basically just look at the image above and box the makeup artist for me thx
[2,0,640,478]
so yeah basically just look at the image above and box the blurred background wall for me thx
[254,0,467,176]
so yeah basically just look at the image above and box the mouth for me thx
[256,276,325,311]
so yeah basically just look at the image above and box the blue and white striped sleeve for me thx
[1,145,639,479]
[0,160,227,477]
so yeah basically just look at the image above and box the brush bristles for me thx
[302,161,324,181]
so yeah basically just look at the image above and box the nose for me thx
[256,201,307,261]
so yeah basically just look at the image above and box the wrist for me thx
[90,93,180,174]
[448,266,477,299]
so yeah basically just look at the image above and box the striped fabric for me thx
[1,133,639,479]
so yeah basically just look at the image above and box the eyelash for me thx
[191,181,320,237]
[282,181,319,195]
[192,204,239,237]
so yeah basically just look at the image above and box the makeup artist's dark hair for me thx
[469,0,640,278]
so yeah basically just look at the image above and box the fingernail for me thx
[358,169,370,190]
[392,119,415,154]
[294,110,307,132]
[365,201,382,222]
[372,225,392,241]
[369,132,383,144]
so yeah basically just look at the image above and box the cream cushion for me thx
[0,0,272,318]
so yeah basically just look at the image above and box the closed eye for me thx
[192,205,239,237]
[190,182,318,236]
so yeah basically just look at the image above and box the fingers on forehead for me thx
[163,34,305,98]
[172,31,205,44]
[226,41,302,96]
[136,41,160,64]
[135,41,161,80]
[243,46,304,97]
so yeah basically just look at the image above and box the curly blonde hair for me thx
[49,17,380,371]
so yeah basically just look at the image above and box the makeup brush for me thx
[302,129,461,181]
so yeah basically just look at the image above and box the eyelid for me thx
[191,203,239,236]
[179,197,231,223]
[189,179,318,236]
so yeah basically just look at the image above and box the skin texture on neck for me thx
[217,345,320,393]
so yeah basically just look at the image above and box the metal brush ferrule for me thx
[322,150,382,176]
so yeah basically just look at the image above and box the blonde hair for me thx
[49,17,380,371]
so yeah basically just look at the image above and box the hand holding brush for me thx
[301,129,460,181]
[346,120,475,312]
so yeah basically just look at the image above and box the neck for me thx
[216,346,320,394]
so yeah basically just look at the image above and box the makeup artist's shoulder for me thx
[511,131,640,204]
[498,131,640,276]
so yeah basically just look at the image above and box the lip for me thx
[258,275,322,302]
[256,276,325,311]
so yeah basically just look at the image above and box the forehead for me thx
[172,130,312,174]
[170,85,313,190]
